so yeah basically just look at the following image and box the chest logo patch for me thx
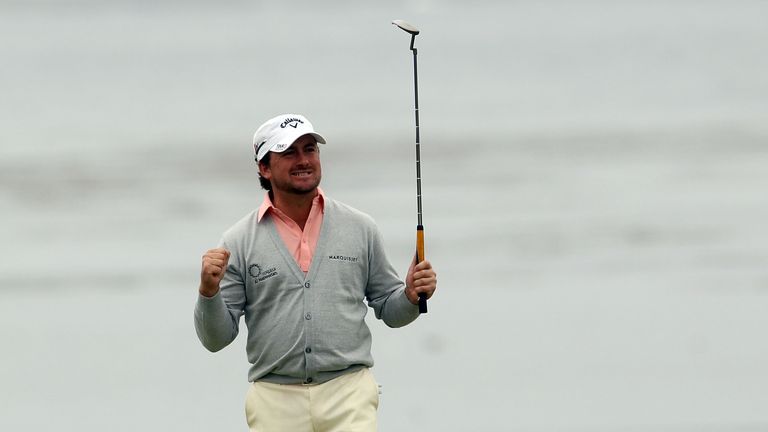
[248,264,279,283]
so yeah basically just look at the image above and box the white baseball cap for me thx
[252,114,326,162]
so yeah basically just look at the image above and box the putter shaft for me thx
[394,19,428,314]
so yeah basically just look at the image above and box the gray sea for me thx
[2,0,767,431]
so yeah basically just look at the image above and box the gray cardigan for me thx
[194,198,419,384]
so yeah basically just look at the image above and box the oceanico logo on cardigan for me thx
[248,264,279,283]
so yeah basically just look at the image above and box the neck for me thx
[271,189,318,230]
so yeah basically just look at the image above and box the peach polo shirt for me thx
[256,188,325,273]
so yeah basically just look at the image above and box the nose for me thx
[297,149,314,165]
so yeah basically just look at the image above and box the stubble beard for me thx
[278,172,321,196]
[289,178,320,195]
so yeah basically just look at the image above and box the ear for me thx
[258,161,271,180]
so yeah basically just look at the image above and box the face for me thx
[259,134,322,196]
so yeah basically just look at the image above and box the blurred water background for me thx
[2,0,768,431]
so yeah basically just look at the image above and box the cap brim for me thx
[310,132,326,145]
[273,132,326,151]
[257,132,326,161]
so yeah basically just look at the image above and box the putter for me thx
[392,19,427,314]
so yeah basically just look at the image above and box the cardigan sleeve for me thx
[364,224,420,328]
[194,238,246,351]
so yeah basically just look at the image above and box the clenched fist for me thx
[200,248,230,297]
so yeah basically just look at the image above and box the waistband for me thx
[255,364,367,386]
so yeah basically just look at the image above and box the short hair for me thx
[258,152,272,191]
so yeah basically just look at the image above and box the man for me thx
[194,113,437,431]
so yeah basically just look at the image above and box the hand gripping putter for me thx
[392,19,428,313]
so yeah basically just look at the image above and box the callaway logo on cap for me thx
[252,114,326,162]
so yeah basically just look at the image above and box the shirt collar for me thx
[257,188,325,222]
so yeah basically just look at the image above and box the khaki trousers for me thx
[245,368,379,432]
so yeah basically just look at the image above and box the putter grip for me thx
[416,225,427,313]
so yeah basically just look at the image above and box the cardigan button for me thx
[304,282,310,288]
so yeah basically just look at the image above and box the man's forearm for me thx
[194,291,240,352]
[378,288,420,328]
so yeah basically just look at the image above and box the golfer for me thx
[194,113,437,431]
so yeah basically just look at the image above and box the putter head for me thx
[392,19,420,35]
